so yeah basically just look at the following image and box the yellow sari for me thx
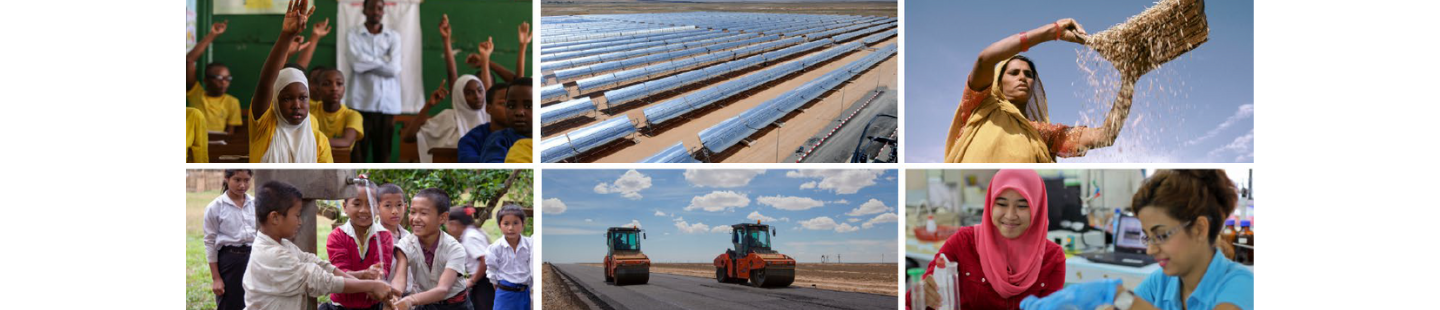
[944,56,1055,163]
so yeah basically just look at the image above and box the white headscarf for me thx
[417,75,487,163]
[259,68,319,163]
[451,75,489,133]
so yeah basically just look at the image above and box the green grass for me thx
[187,190,337,309]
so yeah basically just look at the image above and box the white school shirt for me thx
[202,193,256,262]
[345,25,403,115]
[396,233,468,299]
[385,226,418,293]
[242,233,346,310]
[485,236,532,287]
[458,226,492,277]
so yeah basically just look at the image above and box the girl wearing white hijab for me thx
[414,75,487,163]
[248,1,331,163]
[403,14,493,163]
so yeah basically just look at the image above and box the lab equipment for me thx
[1081,215,1157,267]
[1019,278,1120,310]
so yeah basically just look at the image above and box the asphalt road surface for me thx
[551,264,894,310]
[791,87,898,163]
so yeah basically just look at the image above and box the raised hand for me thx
[1054,18,1088,44]
[477,37,494,58]
[518,22,532,45]
[281,0,315,35]
[438,14,452,40]
[311,18,332,38]
[428,83,448,106]
[288,36,311,54]
[210,20,229,36]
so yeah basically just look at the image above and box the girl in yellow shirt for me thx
[248,1,332,163]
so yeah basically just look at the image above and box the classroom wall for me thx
[193,0,532,162]
[199,0,533,112]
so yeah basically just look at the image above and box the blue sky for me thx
[542,169,900,264]
[904,1,1254,163]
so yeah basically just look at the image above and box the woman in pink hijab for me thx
[908,169,1066,309]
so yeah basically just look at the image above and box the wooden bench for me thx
[430,147,458,163]
[394,115,419,163]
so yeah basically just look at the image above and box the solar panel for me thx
[638,142,699,163]
[566,117,637,155]
[539,136,577,163]
[541,97,597,125]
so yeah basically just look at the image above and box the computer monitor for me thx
[1044,178,1085,231]
[1115,215,1147,254]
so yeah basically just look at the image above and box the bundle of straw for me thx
[1086,0,1209,78]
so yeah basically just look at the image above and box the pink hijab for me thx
[974,169,1049,298]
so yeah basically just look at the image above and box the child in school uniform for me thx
[242,179,395,309]
[248,0,332,163]
[323,183,396,310]
[187,20,243,135]
[457,83,509,163]
[203,169,254,310]
[403,14,493,163]
[377,183,419,295]
[187,108,209,163]
[486,204,532,310]
[309,67,365,159]
[446,207,495,310]
[390,189,472,310]
[476,80,533,163]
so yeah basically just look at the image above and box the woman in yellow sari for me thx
[944,19,1136,163]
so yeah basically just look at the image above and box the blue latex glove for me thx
[1019,279,1121,310]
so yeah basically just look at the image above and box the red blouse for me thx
[907,226,1066,310]
[326,226,395,308]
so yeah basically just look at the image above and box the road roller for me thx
[604,226,650,285]
[713,221,796,288]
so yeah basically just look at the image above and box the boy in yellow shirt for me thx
[186,20,243,134]
[308,67,365,161]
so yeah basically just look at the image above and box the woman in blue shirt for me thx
[1021,170,1253,310]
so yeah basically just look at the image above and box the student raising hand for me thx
[251,0,314,120]
[438,14,452,40]
[281,0,315,36]
[517,22,531,46]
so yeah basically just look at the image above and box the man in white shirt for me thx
[347,0,402,162]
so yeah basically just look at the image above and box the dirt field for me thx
[541,2,898,17]
[578,262,898,296]
[544,263,589,310]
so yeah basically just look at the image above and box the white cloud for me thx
[654,210,667,217]
[780,217,790,222]
[846,198,893,216]
[584,218,593,222]
[847,218,861,223]
[799,181,817,189]
[798,216,860,233]
[625,219,642,229]
[1185,104,1253,147]
[594,170,652,199]
[786,170,884,194]
[684,191,751,212]
[684,170,766,188]
[747,211,777,222]
[862,213,899,229]
[757,195,825,211]
[542,198,567,214]
[832,199,850,204]
[673,219,713,234]
[710,226,732,233]
[1208,129,1255,162]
